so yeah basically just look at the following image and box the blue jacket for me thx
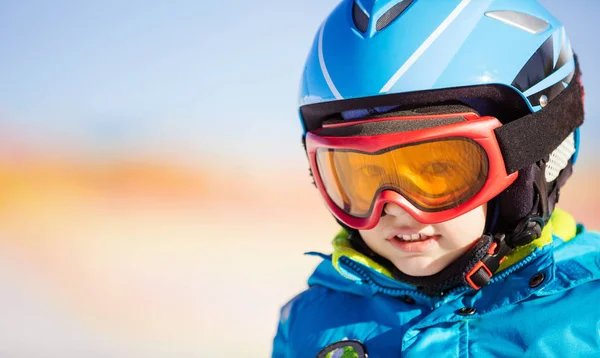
[272,209,600,357]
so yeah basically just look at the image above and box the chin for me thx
[393,256,448,277]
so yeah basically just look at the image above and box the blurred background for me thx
[0,0,598,357]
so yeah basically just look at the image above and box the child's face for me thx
[359,202,487,277]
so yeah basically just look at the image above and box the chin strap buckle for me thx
[465,233,513,290]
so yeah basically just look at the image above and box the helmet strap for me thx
[465,160,552,289]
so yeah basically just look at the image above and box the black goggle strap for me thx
[494,57,584,174]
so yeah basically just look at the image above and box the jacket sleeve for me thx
[272,298,296,358]
[272,286,326,357]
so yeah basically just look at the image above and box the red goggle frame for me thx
[305,112,518,230]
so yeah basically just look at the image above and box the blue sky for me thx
[0,0,598,170]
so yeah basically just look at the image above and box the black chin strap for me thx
[464,162,549,289]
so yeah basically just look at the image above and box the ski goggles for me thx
[305,112,518,230]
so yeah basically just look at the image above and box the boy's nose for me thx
[383,202,410,217]
[383,202,421,224]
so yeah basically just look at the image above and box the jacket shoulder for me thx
[553,226,600,263]
[279,285,332,324]
[547,227,600,294]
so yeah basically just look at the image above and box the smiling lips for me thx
[388,233,441,253]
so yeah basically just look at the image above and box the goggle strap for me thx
[494,56,584,174]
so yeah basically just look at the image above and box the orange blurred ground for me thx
[0,158,597,357]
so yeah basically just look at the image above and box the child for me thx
[273,1,600,357]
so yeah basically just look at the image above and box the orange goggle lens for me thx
[316,138,489,218]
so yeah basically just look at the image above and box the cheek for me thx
[438,206,487,247]
[358,229,379,246]
[439,225,481,248]
[358,227,388,254]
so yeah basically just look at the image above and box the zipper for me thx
[339,256,431,299]
[339,246,547,310]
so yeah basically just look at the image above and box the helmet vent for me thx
[376,0,414,31]
[512,36,554,93]
[352,1,369,33]
[485,11,549,35]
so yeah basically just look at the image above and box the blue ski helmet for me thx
[298,0,584,235]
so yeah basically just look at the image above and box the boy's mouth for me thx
[387,234,441,253]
